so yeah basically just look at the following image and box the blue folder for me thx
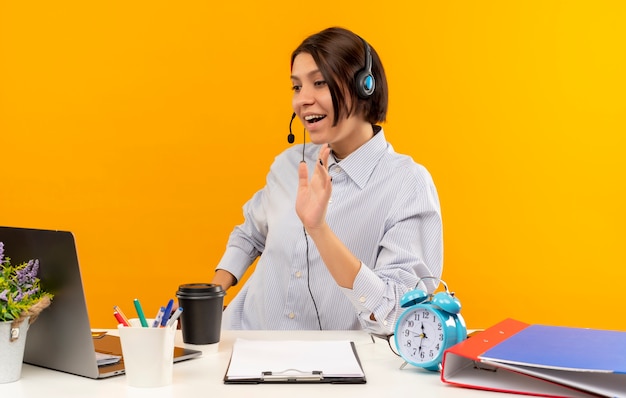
[442,318,626,398]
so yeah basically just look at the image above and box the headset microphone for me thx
[287,112,296,143]
[286,111,319,329]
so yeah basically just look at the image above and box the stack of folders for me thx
[441,318,626,398]
[224,339,366,384]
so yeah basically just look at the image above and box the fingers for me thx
[315,146,332,191]
[299,145,331,188]
[317,145,331,168]
[296,145,332,230]
[298,160,309,188]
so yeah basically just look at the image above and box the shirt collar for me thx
[328,125,387,190]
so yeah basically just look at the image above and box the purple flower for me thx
[0,242,52,322]
[22,286,40,298]
[16,259,38,285]
[13,288,24,303]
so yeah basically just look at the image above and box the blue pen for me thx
[133,298,149,327]
[160,299,175,327]
[152,306,166,328]
[166,307,183,328]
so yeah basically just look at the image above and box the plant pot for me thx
[0,316,30,383]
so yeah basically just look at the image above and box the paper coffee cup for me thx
[176,283,225,345]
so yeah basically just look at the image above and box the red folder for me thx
[441,318,626,397]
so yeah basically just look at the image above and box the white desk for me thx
[1,330,511,398]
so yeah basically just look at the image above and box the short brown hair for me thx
[291,27,388,125]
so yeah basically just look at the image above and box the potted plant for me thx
[0,241,53,383]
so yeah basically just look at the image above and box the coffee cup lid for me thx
[176,283,225,298]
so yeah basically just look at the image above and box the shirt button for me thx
[288,312,295,319]
[383,320,388,326]
[359,296,366,303]
[295,271,302,278]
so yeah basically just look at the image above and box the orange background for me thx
[1,1,625,330]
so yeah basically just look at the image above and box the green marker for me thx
[133,298,149,327]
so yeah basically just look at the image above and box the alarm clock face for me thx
[394,306,454,369]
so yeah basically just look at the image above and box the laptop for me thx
[0,226,202,379]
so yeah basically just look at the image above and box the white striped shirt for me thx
[216,127,443,333]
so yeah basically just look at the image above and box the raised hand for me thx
[296,145,332,232]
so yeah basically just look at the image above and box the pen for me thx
[166,307,183,328]
[113,310,129,327]
[133,298,149,327]
[151,306,166,328]
[160,299,174,328]
[113,305,131,326]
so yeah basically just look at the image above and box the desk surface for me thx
[1,329,511,398]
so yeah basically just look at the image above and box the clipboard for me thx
[223,339,367,384]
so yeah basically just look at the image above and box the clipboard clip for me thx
[261,369,324,382]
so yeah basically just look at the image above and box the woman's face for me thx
[291,52,369,153]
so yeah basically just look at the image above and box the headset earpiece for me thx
[355,39,375,99]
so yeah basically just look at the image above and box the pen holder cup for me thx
[118,318,178,388]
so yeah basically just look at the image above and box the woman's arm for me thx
[296,145,361,289]
[211,269,236,291]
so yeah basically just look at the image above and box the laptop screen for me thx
[0,226,103,378]
[0,226,200,379]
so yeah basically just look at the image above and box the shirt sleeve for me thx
[215,187,268,283]
[214,148,301,284]
[339,168,443,334]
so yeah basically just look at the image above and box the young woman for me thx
[212,27,443,332]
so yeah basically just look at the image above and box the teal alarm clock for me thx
[394,277,466,371]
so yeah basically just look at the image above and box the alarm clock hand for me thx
[417,328,425,354]
[408,323,425,353]
[410,323,428,339]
